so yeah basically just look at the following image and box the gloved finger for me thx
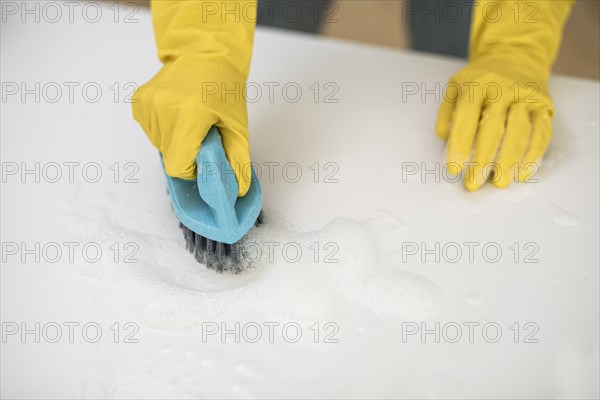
[218,123,252,197]
[132,85,175,153]
[131,85,152,142]
[446,88,484,174]
[492,104,532,189]
[164,102,214,180]
[518,110,553,182]
[435,83,459,140]
[463,102,509,192]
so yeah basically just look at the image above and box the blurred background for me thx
[135,0,599,80]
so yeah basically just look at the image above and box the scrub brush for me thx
[164,126,263,272]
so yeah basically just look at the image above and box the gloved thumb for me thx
[218,123,252,197]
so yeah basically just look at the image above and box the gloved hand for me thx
[435,0,573,191]
[132,0,256,196]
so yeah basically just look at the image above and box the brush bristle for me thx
[179,210,263,273]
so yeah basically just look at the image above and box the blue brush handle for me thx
[164,125,261,244]
[196,126,241,230]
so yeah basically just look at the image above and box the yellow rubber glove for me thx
[133,0,256,196]
[436,0,573,191]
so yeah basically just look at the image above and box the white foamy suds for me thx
[65,207,440,330]
[548,203,582,227]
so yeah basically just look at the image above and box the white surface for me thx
[1,4,599,399]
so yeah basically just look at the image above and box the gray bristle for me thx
[193,234,205,263]
[216,242,224,259]
[183,226,193,252]
[205,239,215,270]
[230,243,240,263]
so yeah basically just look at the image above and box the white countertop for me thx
[1,4,598,399]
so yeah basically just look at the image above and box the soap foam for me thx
[548,203,582,227]
[68,206,440,330]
